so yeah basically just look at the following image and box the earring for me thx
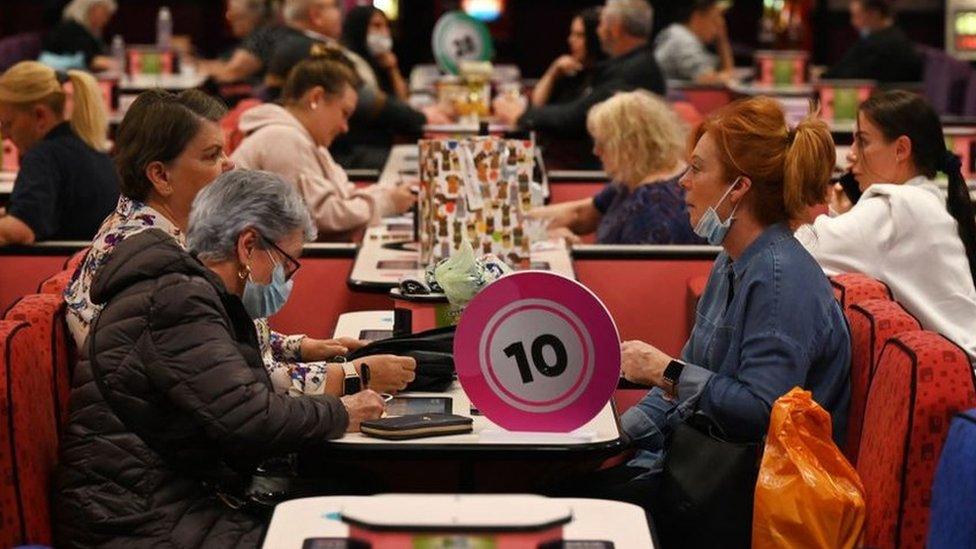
[310,102,318,110]
[238,263,252,280]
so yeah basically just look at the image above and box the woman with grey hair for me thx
[42,0,118,72]
[54,169,385,547]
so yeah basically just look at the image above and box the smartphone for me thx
[837,171,862,204]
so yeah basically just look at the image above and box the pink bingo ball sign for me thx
[454,271,621,432]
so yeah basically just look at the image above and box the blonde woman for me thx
[0,61,118,245]
[531,90,702,244]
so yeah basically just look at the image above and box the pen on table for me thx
[360,363,370,390]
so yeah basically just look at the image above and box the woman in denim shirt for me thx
[578,97,852,507]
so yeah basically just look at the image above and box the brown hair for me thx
[114,89,227,201]
[0,61,108,151]
[691,96,836,226]
[280,44,360,105]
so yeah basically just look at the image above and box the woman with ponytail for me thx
[0,61,118,245]
[796,90,976,362]
[561,97,850,517]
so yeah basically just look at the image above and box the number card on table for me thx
[454,272,620,432]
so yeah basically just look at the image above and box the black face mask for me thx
[838,171,862,204]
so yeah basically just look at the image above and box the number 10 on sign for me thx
[455,272,621,432]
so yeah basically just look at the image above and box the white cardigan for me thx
[796,176,976,362]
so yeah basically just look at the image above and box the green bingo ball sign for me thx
[432,11,495,75]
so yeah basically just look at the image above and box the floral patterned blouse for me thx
[65,196,329,395]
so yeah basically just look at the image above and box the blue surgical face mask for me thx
[242,252,293,319]
[693,178,741,246]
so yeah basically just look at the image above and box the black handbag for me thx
[654,413,762,549]
[346,326,456,392]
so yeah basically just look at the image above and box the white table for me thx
[263,495,654,548]
[347,221,576,292]
[329,311,621,452]
[118,72,207,91]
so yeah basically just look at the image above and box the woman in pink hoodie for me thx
[231,54,416,238]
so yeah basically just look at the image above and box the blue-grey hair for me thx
[187,169,317,262]
[603,0,653,39]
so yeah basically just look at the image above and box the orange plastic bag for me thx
[752,388,866,549]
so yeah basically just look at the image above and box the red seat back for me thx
[844,299,921,463]
[830,273,893,309]
[4,294,72,431]
[0,320,28,547]
[857,331,976,548]
[0,314,56,545]
[38,269,75,296]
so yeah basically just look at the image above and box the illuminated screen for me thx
[955,11,976,51]
[463,0,504,22]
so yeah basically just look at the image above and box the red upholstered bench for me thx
[857,331,976,549]
[843,299,921,463]
[0,317,57,546]
[5,294,73,430]
[830,273,893,310]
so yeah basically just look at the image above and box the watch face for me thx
[664,360,684,383]
[344,376,362,395]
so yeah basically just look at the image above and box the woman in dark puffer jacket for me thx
[53,170,384,547]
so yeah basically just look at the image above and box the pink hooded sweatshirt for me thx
[231,103,394,235]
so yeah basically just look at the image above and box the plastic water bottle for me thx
[110,34,125,75]
[156,7,172,51]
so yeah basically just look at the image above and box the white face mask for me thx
[366,33,393,56]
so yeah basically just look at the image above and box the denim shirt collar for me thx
[727,222,793,280]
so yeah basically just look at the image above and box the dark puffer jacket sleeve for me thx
[145,275,348,455]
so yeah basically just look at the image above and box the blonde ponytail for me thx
[0,61,108,152]
[65,69,109,151]
[783,115,835,221]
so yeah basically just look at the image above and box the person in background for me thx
[232,54,416,236]
[531,7,608,108]
[265,0,450,169]
[41,0,118,72]
[197,0,288,83]
[796,91,976,361]
[654,0,734,84]
[54,170,384,548]
[341,5,409,101]
[493,0,665,158]
[0,61,118,245]
[822,0,922,82]
[563,97,849,513]
[530,90,701,245]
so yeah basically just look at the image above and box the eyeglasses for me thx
[259,234,302,281]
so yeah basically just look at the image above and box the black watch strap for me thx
[663,359,685,392]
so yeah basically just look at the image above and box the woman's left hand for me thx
[620,340,672,388]
[301,337,368,361]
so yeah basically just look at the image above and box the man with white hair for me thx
[494,0,664,144]
[267,0,378,89]
[41,0,117,72]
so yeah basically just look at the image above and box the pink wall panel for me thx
[548,182,604,205]
[268,257,392,339]
[575,258,715,357]
[0,255,67,313]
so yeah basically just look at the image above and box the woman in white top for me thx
[796,90,976,361]
[231,52,415,238]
